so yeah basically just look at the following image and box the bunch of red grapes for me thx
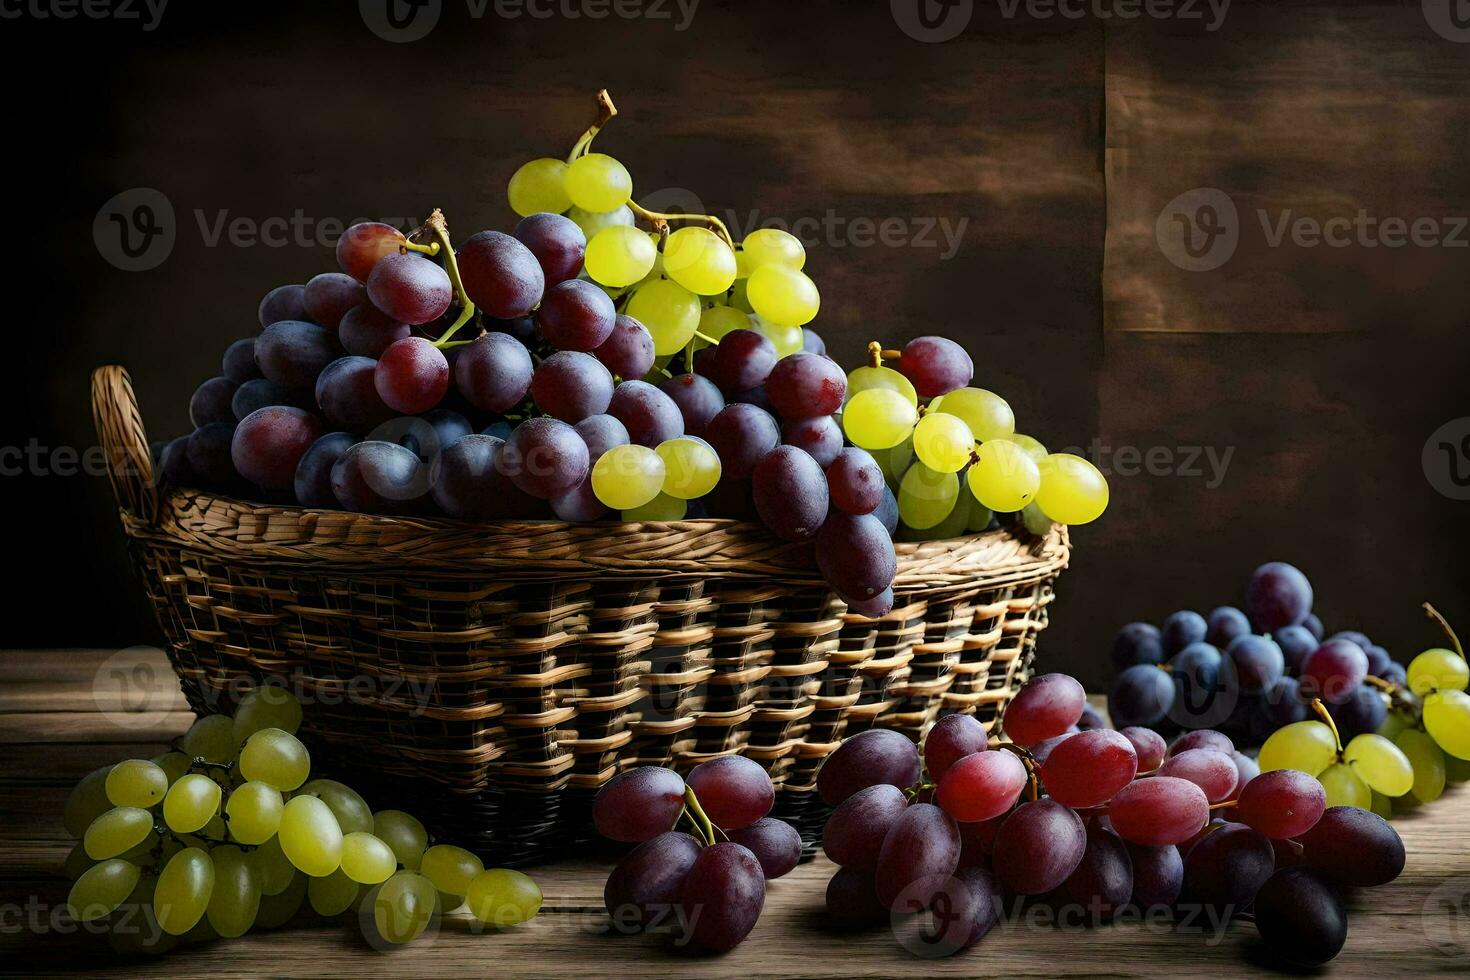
[814,672,1404,966]
[590,757,802,952]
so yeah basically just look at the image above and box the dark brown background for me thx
[6,0,1467,689]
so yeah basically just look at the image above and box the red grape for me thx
[1169,729,1234,756]
[338,302,410,358]
[496,417,589,498]
[1038,729,1137,808]
[1236,769,1326,840]
[258,283,308,327]
[659,372,725,438]
[923,713,989,781]
[293,431,355,508]
[1003,673,1087,748]
[822,783,908,870]
[330,441,426,514]
[231,406,322,491]
[826,448,884,516]
[708,329,777,396]
[366,252,453,325]
[1108,776,1209,846]
[530,351,614,423]
[607,380,683,447]
[897,336,973,398]
[536,279,615,351]
[512,212,585,286]
[765,351,845,419]
[1300,639,1368,704]
[336,222,406,282]
[593,314,656,380]
[781,415,843,468]
[874,803,960,909]
[992,799,1086,895]
[935,749,1027,822]
[676,843,766,951]
[685,756,773,830]
[1157,749,1238,803]
[753,445,828,542]
[816,729,920,806]
[453,332,533,413]
[314,356,394,433]
[1119,726,1167,772]
[373,337,448,414]
[705,403,779,478]
[592,767,686,843]
[458,230,545,319]
[603,831,701,931]
[304,272,366,332]
[815,512,897,604]
[726,818,802,880]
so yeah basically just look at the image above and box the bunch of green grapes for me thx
[1259,608,1470,812]
[63,685,541,955]
[842,339,1109,541]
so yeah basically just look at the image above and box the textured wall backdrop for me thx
[4,0,1466,689]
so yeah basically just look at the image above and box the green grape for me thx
[254,869,306,929]
[233,685,303,743]
[64,765,115,838]
[934,388,1015,442]
[68,858,141,922]
[421,844,484,906]
[1001,433,1048,464]
[1342,733,1414,796]
[1020,501,1055,536]
[152,752,191,786]
[585,225,657,288]
[847,364,918,407]
[1396,728,1447,803]
[1370,791,1393,819]
[967,438,1041,512]
[728,275,754,313]
[879,436,915,488]
[746,264,819,326]
[84,806,153,860]
[657,437,721,499]
[898,462,960,530]
[564,152,632,212]
[309,868,360,917]
[1408,648,1470,696]
[592,443,666,510]
[1446,752,1470,782]
[1423,689,1470,760]
[108,873,177,957]
[627,278,701,356]
[1258,720,1338,776]
[278,796,344,877]
[373,810,428,872]
[206,845,261,938]
[663,227,737,295]
[163,774,222,834]
[155,846,214,936]
[740,228,805,271]
[297,778,374,835]
[622,492,687,521]
[507,157,572,217]
[843,388,918,451]
[341,831,398,885]
[1378,710,1413,741]
[899,482,970,542]
[105,759,168,809]
[64,840,96,881]
[1035,453,1110,526]
[963,483,994,532]
[239,728,311,792]
[180,714,237,764]
[466,868,542,927]
[568,204,634,240]
[224,781,284,845]
[699,305,752,344]
[252,835,295,895]
[754,318,805,358]
[912,412,974,474]
[373,871,438,945]
[1317,762,1371,808]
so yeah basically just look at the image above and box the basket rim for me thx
[122,486,1071,589]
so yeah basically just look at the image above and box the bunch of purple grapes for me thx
[1108,561,1404,744]
[590,757,801,952]
[815,672,1403,966]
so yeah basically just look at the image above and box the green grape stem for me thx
[567,89,618,162]
[1424,602,1464,658]
[1309,698,1344,755]
[411,209,479,349]
[627,200,735,251]
[682,786,722,846]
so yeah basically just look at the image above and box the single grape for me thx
[163,773,222,834]
[452,229,546,320]
[1158,748,1239,803]
[1258,720,1338,776]
[815,512,898,604]
[1317,763,1370,809]
[366,252,453,325]
[752,445,828,541]
[843,388,917,450]
[84,806,154,860]
[337,302,410,358]
[584,225,655,288]
[746,264,819,326]
[592,313,656,380]
[374,337,449,414]
[824,448,884,516]
[311,356,392,434]
[1301,639,1369,704]
[923,714,989,783]
[1039,729,1138,808]
[875,803,961,909]
[707,329,778,396]
[1408,647,1470,695]
[1254,868,1347,967]
[1298,805,1404,886]
[782,414,843,468]
[278,795,343,877]
[622,492,687,521]
[1113,624,1165,672]
[741,228,805,270]
[657,436,721,499]
[336,221,406,282]
[1120,726,1168,771]
[685,755,773,830]
[1260,675,1311,729]
[372,871,437,944]
[230,406,323,491]
[530,350,614,423]
[573,413,630,460]
[190,376,239,428]
[466,868,541,927]
[369,810,427,872]
[1396,728,1447,803]
[1128,842,1184,909]
[604,831,702,930]
[825,868,887,928]
[817,729,921,806]
[340,832,399,885]
[676,842,766,951]
[420,844,484,906]
[591,443,665,510]
[1160,610,1208,656]
[1182,821,1274,910]
[1035,453,1109,524]
[659,372,725,437]
[897,461,959,529]
[1227,634,1285,695]
[498,417,590,498]
[1245,561,1314,632]
[592,767,686,842]
[181,714,237,763]
[628,278,702,356]
[508,157,572,216]
[608,379,685,447]
[1108,776,1209,846]
[258,283,308,327]
[1003,673,1087,747]
[105,759,168,809]
[224,781,284,845]
[992,799,1086,896]
[512,211,585,287]
[719,819,799,881]
[231,379,308,421]
[308,868,359,917]
[847,363,917,406]
[1236,769,1326,839]
[1064,824,1133,920]
[255,320,341,389]
[765,351,845,420]
[705,403,780,478]
[663,226,737,295]
[1170,729,1234,756]
[239,728,310,791]
[1204,605,1250,647]
[933,387,1013,441]
[564,152,632,212]
[1167,641,1231,728]
[207,845,262,938]
[912,412,974,475]
[895,337,973,399]
[453,331,534,413]
[822,784,909,870]
[304,272,366,332]
[331,440,427,514]
[155,846,215,935]
[935,749,1028,822]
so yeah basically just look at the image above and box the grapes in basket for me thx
[62,685,541,954]
[158,91,1109,620]
[814,672,1404,967]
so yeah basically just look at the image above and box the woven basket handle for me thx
[91,365,159,525]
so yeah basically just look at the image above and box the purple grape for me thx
[1254,868,1347,967]
[753,445,828,542]
[1161,610,1208,656]
[574,414,630,460]
[817,729,921,806]
[1205,606,1251,648]
[1363,644,1394,678]
[781,415,843,468]
[1078,702,1108,731]
[913,867,1002,954]
[825,868,886,928]
[185,423,238,487]
[453,332,534,414]
[816,512,897,604]
[1120,726,1167,771]
[1303,613,1325,640]
[531,351,614,423]
[659,373,725,438]
[293,431,355,508]
[396,409,472,461]
[330,440,426,513]
[1167,642,1230,728]
[1181,821,1274,910]
[1170,729,1234,756]
[1108,664,1176,728]
[512,212,585,286]
[258,283,308,327]
[366,252,453,325]
[304,272,366,332]
[607,380,683,447]
[335,221,405,282]
[896,336,972,398]
[1064,824,1133,920]
[375,337,449,415]
[1245,561,1313,632]
[314,356,394,433]
[801,328,825,354]
[1326,685,1387,741]
[592,767,686,843]
[1330,629,1373,651]
[923,714,989,781]
[536,279,615,351]
[221,339,262,383]
[593,314,656,380]
[232,379,309,421]
[676,843,766,952]
[847,588,895,618]
[1127,842,1183,909]
[874,485,899,535]
[705,404,780,479]
[1301,639,1368,704]
[338,302,410,358]
[1298,806,1404,887]
[992,799,1086,896]
[1275,624,1318,675]
[1226,634,1285,694]
[821,784,908,871]
[190,377,239,428]
[726,818,802,880]
[549,478,609,522]
[1259,675,1311,729]
[497,417,589,498]
[875,803,960,909]
[765,351,845,420]
[428,435,539,520]
[455,229,545,320]
[231,406,323,491]
[255,320,341,389]
[1112,623,1165,671]
[603,831,702,931]
[159,435,194,485]
[826,448,884,516]
[685,756,773,830]
[707,329,778,397]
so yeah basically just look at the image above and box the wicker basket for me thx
[92,365,1071,863]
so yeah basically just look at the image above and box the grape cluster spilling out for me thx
[591,757,801,952]
[1108,562,1470,813]
[63,687,541,954]
[157,91,1109,622]
[814,672,1404,966]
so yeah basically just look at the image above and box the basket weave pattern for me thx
[93,366,1070,858]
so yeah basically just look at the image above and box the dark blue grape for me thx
[1112,622,1165,671]
[1161,611,1207,657]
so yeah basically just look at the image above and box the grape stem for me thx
[1424,602,1464,658]
[1308,697,1344,754]
[996,742,1040,801]
[1207,798,1240,811]
[567,89,618,162]
[864,341,903,368]
[682,786,720,846]
[401,240,440,256]
[412,209,479,349]
[628,200,736,250]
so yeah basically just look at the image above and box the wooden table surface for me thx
[4,648,1470,978]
